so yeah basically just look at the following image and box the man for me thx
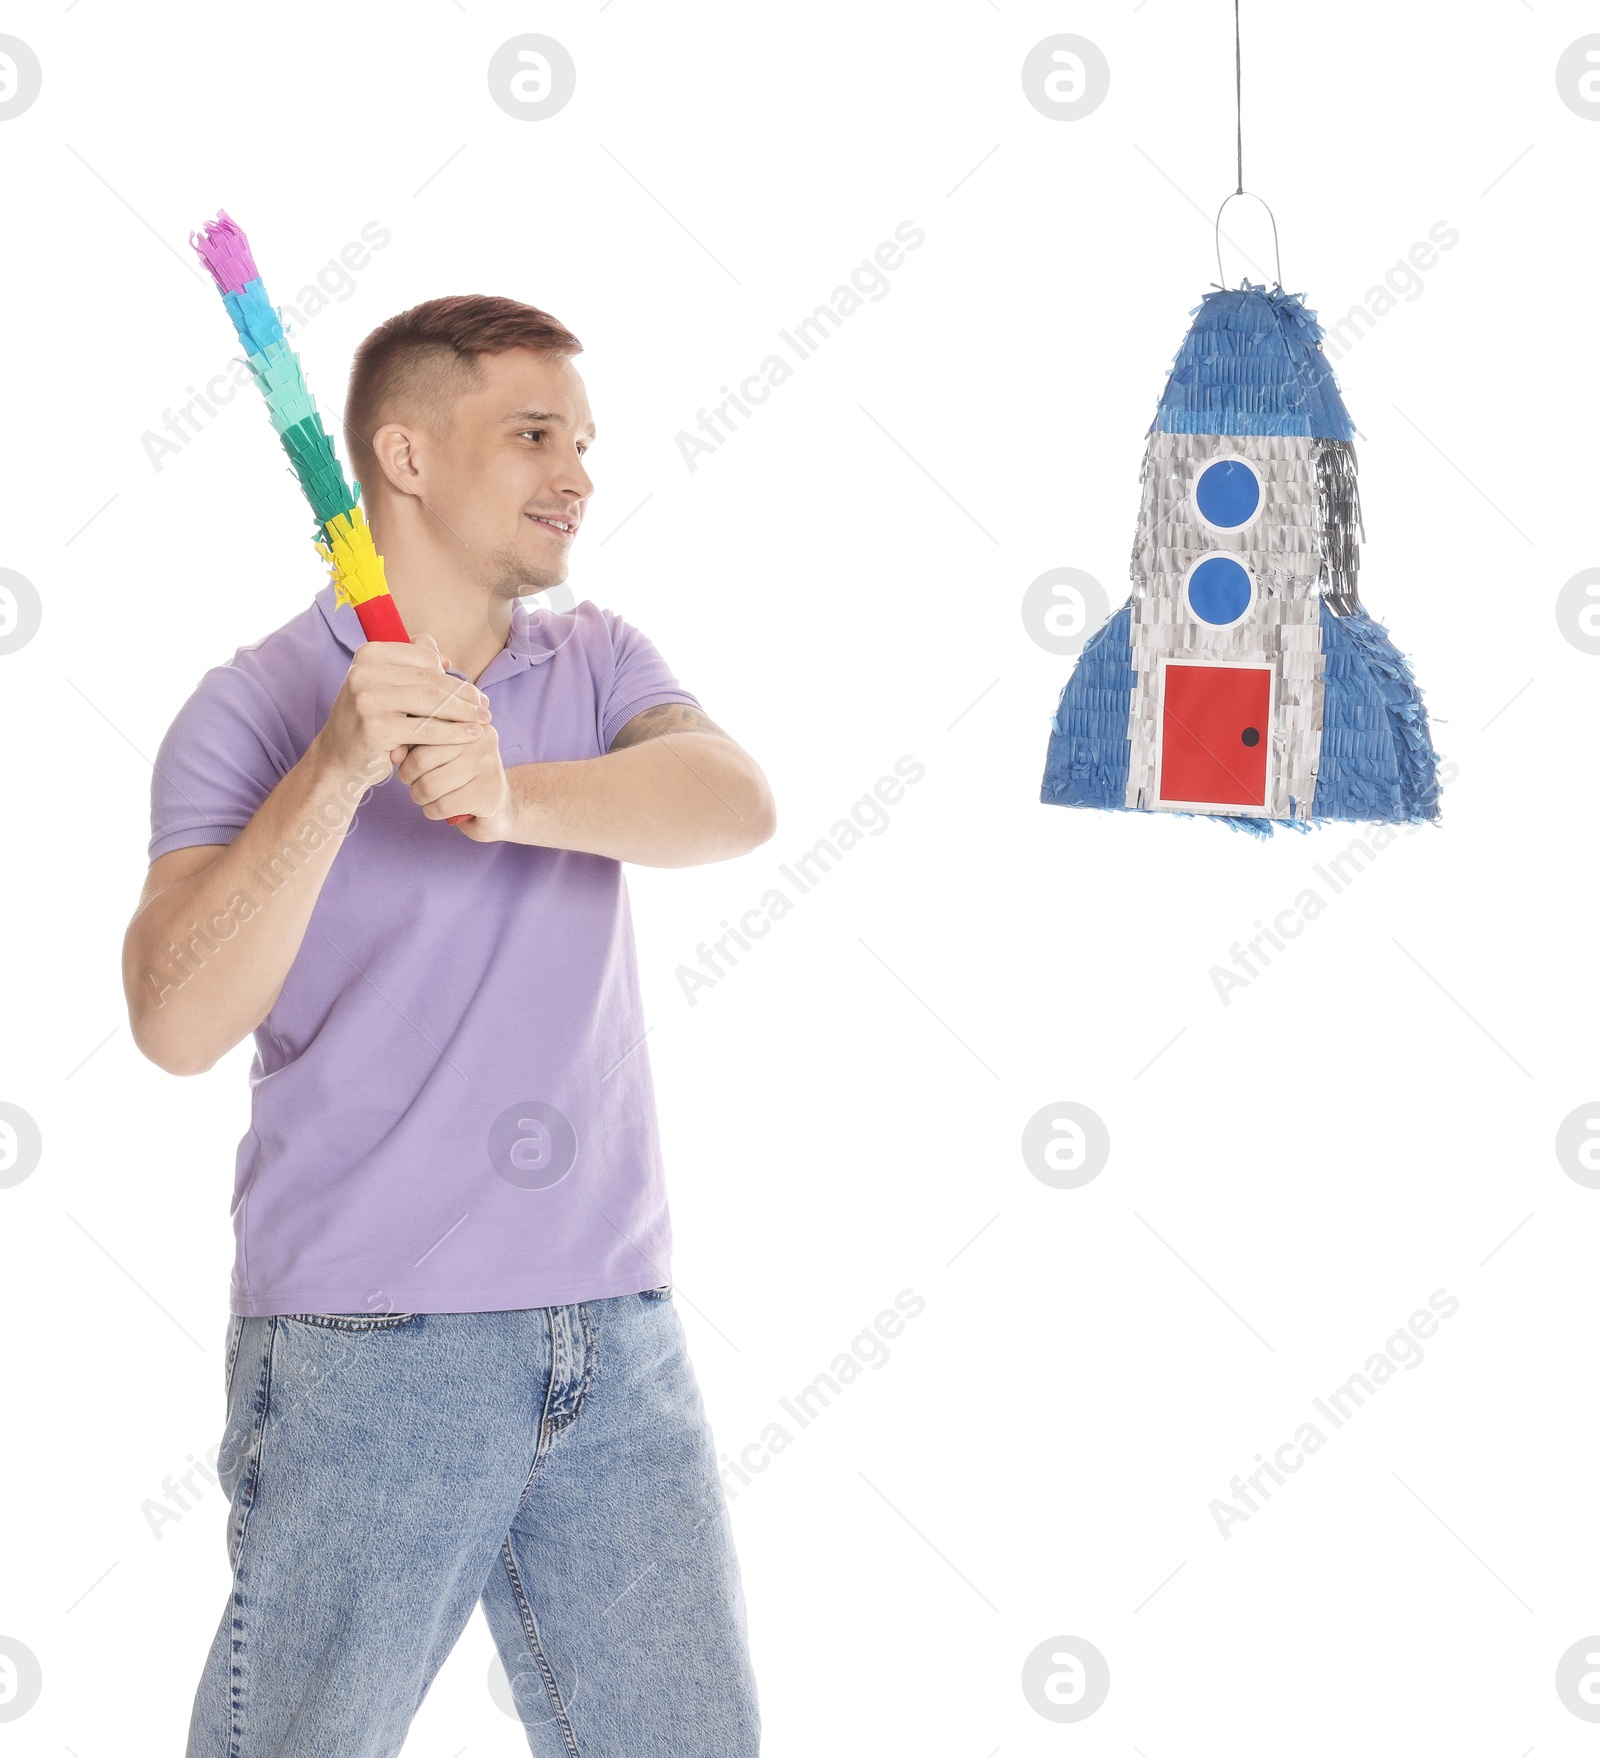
[122,293,774,1756]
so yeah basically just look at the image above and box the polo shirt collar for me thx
[314,583,563,686]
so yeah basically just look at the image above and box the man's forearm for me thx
[123,738,386,1074]
[495,733,776,866]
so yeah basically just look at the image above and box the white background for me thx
[1,2,1595,1753]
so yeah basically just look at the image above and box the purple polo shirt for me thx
[148,584,699,1317]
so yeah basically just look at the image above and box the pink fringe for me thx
[189,208,259,295]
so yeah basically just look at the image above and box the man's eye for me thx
[520,430,545,443]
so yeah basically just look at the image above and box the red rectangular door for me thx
[1158,663,1271,808]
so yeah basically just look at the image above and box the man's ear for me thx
[362,419,427,500]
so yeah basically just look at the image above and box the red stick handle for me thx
[353,594,473,824]
[353,593,410,643]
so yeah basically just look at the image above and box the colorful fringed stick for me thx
[189,209,471,822]
[189,209,408,642]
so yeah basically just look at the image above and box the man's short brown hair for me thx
[344,294,582,463]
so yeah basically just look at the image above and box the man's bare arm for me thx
[123,636,489,1076]
[397,701,777,867]
[123,756,376,1076]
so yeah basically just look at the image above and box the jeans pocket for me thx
[282,1311,421,1332]
[223,1313,245,1404]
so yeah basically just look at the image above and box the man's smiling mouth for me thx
[527,513,577,539]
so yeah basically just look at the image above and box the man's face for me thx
[412,347,595,599]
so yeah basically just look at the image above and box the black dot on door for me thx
[1241,727,1260,747]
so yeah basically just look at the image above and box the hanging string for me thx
[1214,0,1282,288]
[1233,0,1243,194]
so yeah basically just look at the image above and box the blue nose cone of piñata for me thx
[1040,282,1440,836]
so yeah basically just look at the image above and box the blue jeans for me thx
[186,1291,760,1756]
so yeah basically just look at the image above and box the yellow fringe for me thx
[317,506,391,608]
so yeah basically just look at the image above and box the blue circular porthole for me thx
[1185,555,1254,626]
[1194,456,1262,531]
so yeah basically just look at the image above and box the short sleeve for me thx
[148,664,291,862]
[597,613,703,751]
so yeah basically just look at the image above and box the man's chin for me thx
[485,556,566,600]
[516,542,569,591]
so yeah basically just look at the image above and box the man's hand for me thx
[395,712,514,835]
[311,632,492,781]
[407,700,776,865]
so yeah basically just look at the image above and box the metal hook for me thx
[1213,189,1282,290]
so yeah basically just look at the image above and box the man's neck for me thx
[371,513,514,683]
[388,577,513,685]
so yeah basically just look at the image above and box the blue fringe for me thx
[1039,606,1135,808]
[1213,808,1311,838]
[1155,282,1354,442]
[1314,602,1440,823]
[221,275,285,356]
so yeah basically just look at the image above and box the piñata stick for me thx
[188,209,471,822]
